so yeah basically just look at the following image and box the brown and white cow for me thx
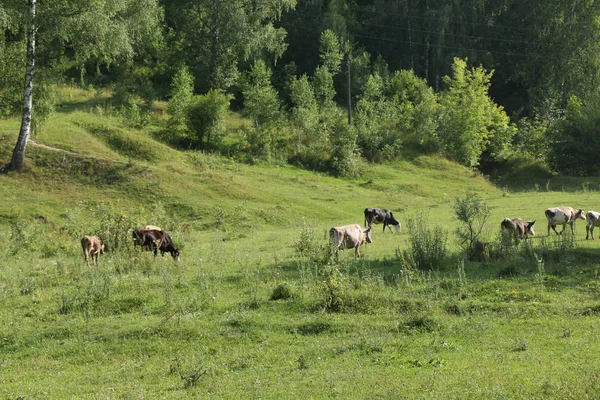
[545,207,586,236]
[585,211,600,239]
[81,235,105,266]
[501,218,536,239]
[329,224,372,259]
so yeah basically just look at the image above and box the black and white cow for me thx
[364,208,401,233]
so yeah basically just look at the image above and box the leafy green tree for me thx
[3,0,163,171]
[241,60,281,128]
[319,29,343,76]
[162,0,296,92]
[547,96,600,176]
[354,73,401,161]
[187,90,232,149]
[387,69,439,148]
[167,65,195,133]
[438,58,515,168]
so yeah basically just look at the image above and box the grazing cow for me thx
[585,211,600,239]
[140,228,180,261]
[329,224,372,259]
[81,235,105,266]
[545,207,586,236]
[501,218,536,239]
[132,225,163,248]
[364,208,401,233]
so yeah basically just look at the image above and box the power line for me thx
[347,6,597,33]
[351,33,540,59]
[290,9,545,46]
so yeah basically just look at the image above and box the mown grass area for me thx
[2,88,600,398]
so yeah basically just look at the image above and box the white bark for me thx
[10,0,36,171]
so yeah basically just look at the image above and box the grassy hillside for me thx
[2,88,600,398]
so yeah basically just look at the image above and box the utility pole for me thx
[346,58,352,125]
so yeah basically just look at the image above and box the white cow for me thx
[329,224,372,259]
[544,206,585,236]
[585,211,600,239]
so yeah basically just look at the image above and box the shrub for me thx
[187,90,232,149]
[270,283,293,301]
[453,193,492,260]
[405,212,448,270]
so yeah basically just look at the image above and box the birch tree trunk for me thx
[10,0,36,171]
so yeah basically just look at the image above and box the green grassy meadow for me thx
[2,89,600,398]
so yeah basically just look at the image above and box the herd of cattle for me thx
[80,206,600,264]
[81,225,180,266]
[330,206,600,259]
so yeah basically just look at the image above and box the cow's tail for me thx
[545,209,555,219]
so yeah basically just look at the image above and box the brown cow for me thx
[501,218,536,239]
[137,228,180,261]
[545,207,586,236]
[81,235,105,266]
[132,225,163,248]
[329,224,372,259]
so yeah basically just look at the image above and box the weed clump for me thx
[270,283,293,301]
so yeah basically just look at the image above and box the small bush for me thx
[405,212,448,270]
[454,193,492,260]
[270,283,293,301]
[400,315,442,333]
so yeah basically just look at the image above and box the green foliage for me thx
[167,65,195,133]
[513,117,549,160]
[547,95,600,176]
[319,29,343,75]
[187,90,232,149]
[0,40,25,118]
[329,123,362,178]
[453,192,492,258]
[355,73,403,162]
[387,70,439,149]
[270,283,293,300]
[312,65,336,108]
[438,58,515,167]
[404,212,449,270]
[241,60,281,128]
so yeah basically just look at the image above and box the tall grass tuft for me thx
[404,212,448,270]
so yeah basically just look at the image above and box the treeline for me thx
[2,0,600,176]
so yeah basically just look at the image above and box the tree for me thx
[9,0,35,171]
[438,58,515,168]
[241,60,281,128]
[162,0,296,92]
[167,65,195,133]
[4,0,164,171]
[187,90,231,149]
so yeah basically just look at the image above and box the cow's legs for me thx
[83,249,89,265]
[549,224,560,235]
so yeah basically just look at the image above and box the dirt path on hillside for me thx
[29,139,80,156]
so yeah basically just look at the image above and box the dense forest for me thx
[2,0,600,176]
